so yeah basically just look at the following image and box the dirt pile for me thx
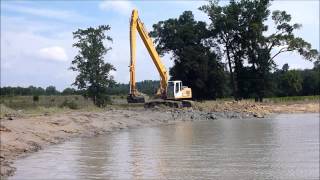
[195,100,319,118]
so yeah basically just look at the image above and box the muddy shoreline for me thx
[0,108,229,178]
[1,101,319,178]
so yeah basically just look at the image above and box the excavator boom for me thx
[128,9,168,102]
[127,9,192,105]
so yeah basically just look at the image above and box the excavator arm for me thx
[128,9,169,102]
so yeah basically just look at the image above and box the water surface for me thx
[11,113,319,179]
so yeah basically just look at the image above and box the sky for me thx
[1,0,319,91]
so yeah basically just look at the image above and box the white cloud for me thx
[38,46,68,62]
[99,1,134,15]
[2,4,91,22]
[270,1,319,25]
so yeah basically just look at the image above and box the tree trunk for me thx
[226,48,238,101]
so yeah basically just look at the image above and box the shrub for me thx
[60,100,79,109]
[33,95,39,102]
[95,94,112,107]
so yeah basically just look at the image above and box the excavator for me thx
[127,9,193,108]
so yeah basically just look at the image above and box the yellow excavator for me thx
[127,9,193,107]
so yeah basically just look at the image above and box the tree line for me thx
[1,66,318,98]
[0,80,160,97]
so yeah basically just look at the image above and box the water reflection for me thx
[11,113,319,179]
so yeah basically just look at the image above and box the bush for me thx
[33,95,39,102]
[60,99,79,109]
[95,94,112,107]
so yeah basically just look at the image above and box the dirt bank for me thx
[0,101,318,178]
[195,100,319,117]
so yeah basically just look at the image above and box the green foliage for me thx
[279,70,302,96]
[301,70,319,96]
[1,86,47,96]
[282,63,289,72]
[59,99,79,109]
[70,25,116,107]
[62,88,76,95]
[95,94,111,107]
[33,95,39,102]
[104,80,160,97]
[45,86,59,95]
[150,11,227,99]
[200,0,319,101]
[265,95,319,103]
[1,95,92,110]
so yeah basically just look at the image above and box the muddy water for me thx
[11,113,319,179]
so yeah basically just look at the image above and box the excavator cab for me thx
[167,81,192,100]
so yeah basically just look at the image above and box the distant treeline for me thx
[0,80,160,97]
[1,67,319,98]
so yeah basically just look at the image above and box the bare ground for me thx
[0,101,319,178]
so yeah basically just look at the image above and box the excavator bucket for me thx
[127,94,145,103]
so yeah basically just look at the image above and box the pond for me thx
[11,113,319,179]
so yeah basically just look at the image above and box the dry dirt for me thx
[0,101,319,178]
[195,100,319,117]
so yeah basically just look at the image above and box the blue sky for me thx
[1,0,319,90]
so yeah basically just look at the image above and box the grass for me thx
[0,95,141,118]
[264,95,320,103]
[0,95,94,110]
[0,95,97,118]
[209,95,319,103]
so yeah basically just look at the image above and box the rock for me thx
[0,125,11,132]
[253,113,264,118]
[208,114,216,120]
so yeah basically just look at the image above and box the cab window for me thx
[175,82,179,93]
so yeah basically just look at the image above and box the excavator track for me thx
[144,99,194,108]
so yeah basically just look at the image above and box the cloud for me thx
[99,1,134,15]
[2,4,91,22]
[270,1,319,25]
[38,46,68,62]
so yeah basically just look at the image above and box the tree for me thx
[201,0,320,101]
[62,88,76,95]
[282,63,289,72]
[70,25,116,107]
[45,86,59,95]
[301,69,320,96]
[200,0,246,100]
[279,70,302,96]
[150,11,226,99]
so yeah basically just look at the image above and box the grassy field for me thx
[0,95,98,118]
[0,95,94,109]
[0,95,141,118]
